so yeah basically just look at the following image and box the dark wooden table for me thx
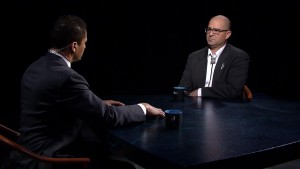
[107,94,300,169]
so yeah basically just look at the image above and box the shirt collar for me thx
[48,49,71,68]
[208,43,226,58]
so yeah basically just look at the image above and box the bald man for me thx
[179,15,250,99]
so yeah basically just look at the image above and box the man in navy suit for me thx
[179,15,250,99]
[10,15,165,169]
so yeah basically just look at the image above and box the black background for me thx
[1,0,300,127]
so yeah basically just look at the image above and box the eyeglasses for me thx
[205,27,229,34]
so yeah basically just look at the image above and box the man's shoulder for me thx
[226,44,248,55]
[189,47,208,56]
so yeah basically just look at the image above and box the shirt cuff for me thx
[198,88,202,96]
[137,104,146,115]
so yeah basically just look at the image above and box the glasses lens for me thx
[205,27,227,34]
[206,28,216,34]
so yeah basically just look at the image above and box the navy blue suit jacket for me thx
[179,44,250,99]
[11,52,146,169]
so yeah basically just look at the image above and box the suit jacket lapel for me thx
[213,46,228,82]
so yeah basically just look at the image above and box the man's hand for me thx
[188,90,198,96]
[140,103,165,117]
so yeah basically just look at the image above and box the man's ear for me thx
[225,31,232,40]
[71,42,77,53]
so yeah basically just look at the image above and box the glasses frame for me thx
[205,27,230,35]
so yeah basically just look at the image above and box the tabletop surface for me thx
[107,94,300,169]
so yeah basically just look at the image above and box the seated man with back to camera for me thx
[8,15,165,169]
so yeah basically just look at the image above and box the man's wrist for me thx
[138,103,146,115]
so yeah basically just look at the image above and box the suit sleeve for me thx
[58,72,146,129]
[179,54,194,89]
[179,49,208,91]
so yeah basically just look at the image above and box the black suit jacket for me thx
[179,44,250,99]
[11,52,146,169]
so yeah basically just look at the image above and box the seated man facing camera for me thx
[179,15,250,99]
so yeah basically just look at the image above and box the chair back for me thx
[243,85,253,102]
[0,123,90,169]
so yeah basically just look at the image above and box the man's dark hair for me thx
[50,15,87,50]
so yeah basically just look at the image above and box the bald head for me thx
[206,15,232,51]
[209,15,231,30]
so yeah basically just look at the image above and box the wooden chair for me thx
[0,123,90,169]
[243,85,253,102]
